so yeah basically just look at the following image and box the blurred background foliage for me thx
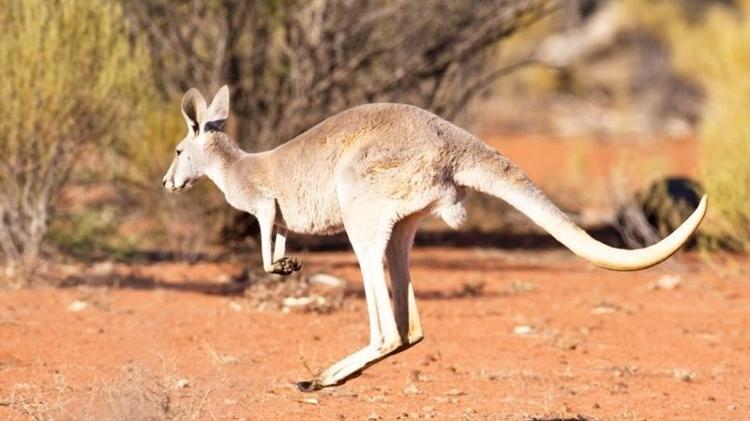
[623,0,750,251]
[0,0,749,280]
[0,0,151,273]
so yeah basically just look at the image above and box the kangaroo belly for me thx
[277,192,345,235]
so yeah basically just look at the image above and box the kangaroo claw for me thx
[270,257,302,275]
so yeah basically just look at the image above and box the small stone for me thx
[67,300,88,312]
[228,301,242,312]
[219,354,239,365]
[283,296,314,308]
[403,383,420,395]
[367,413,381,420]
[91,261,114,276]
[444,388,466,396]
[309,273,345,288]
[508,280,535,293]
[591,303,619,314]
[175,378,190,389]
[650,274,681,290]
[513,325,533,335]
[674,369,696,382]
[300,398,319,405]
[411,370,432,382]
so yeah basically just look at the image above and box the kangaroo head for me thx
[162,85,230,192]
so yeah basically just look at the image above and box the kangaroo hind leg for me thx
[386,213,424,348]
[297,197,401,391]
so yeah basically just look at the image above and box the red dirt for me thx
[1,249,749,420]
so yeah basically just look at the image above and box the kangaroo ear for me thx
[204,85,230,132]
[181,88,207,135]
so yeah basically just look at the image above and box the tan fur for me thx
[163,86,707,391]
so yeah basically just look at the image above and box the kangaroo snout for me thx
[162,173,175,192]
[162,177,183,193]
[162,172,194,193]
[162,173,181,193]
[162,159,181,192]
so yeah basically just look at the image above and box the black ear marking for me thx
[204,120,226,133]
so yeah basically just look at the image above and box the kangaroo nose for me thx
[162,177,167,187]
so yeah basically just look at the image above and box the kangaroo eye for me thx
[176,149,182,156]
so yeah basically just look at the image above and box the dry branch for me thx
[123,0,557,150]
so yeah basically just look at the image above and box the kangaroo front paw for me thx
[269,257,302,275]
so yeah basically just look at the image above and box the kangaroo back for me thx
[454,143,707,271]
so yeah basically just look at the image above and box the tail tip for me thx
[698,194,708,217]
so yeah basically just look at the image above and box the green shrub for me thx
[0,0,151,274]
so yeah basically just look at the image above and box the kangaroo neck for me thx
[211,149,277,214]
[203,139,247,194]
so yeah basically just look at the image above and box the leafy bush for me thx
[0,0,150,274]
[625,0,750,250]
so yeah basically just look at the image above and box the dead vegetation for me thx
[0,362,218,421]
[614,177,704,249]
[242,271,348,314]
[122,0,555,151]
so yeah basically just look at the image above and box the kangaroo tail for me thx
[453,144,707,271]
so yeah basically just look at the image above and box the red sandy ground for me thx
[1,249,749,420]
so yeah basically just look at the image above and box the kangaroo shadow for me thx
[343,282,506,301]
[530,417,591,421]
[54,225,613,298]
[283,225,622,252]
[59,271,511,301]
[58,273,250,296]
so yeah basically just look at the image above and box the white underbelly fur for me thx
[279,200,345,235]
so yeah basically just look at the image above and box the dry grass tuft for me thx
[0,362,219,420]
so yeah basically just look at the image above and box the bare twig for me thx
[122,0,557,151]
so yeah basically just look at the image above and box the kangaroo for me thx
[162,86,707,392]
